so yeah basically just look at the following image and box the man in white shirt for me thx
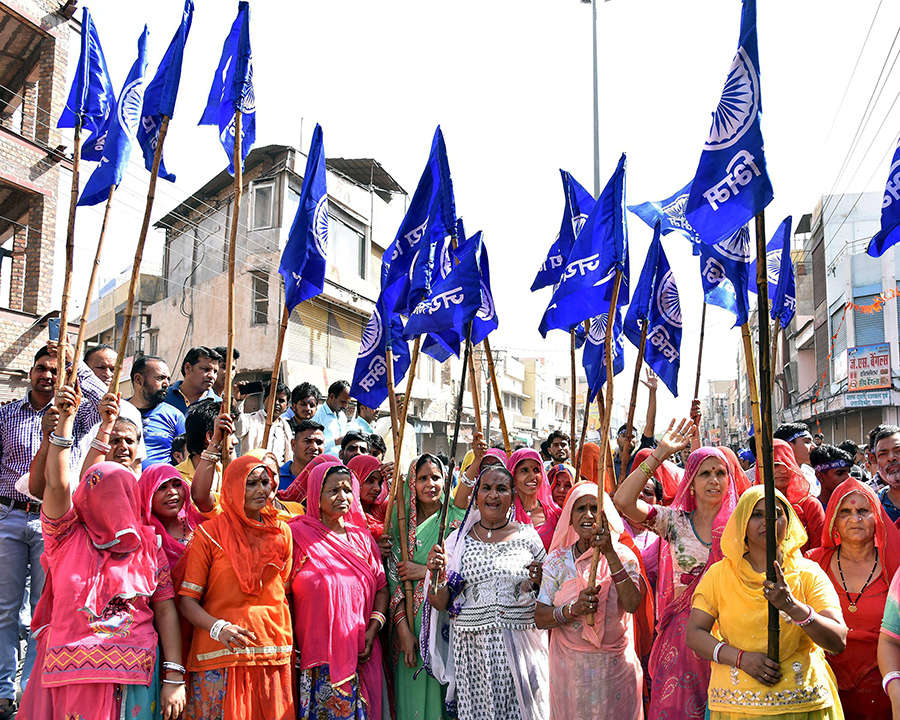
[234,381,293,463]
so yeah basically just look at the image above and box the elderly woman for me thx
[388,453,464,720]
[809,479,900,719]
[764,439,826,552]
[179,455,294,720]
[614,419,740,720]
[78,392,143,476]
[19,385,185,720]
[506,447,561,550]
[535,482,645,719]
[289,460,389,720]
[424,464,549,720]
[686,486,848,719]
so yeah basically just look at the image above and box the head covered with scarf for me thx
[276,452,340,502]
[137,463,204,571]
[347,453,388,537]
[506,447,561,549]
[631,447,683,505]
[757,438,810,504]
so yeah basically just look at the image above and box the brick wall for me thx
[0,307,77,403]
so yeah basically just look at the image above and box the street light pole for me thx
[591,0,600,196]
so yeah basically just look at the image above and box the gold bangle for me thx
[638,460,653,476]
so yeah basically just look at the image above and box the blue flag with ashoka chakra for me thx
[748,216,795,328]
[629,181,702,255]
[137,0,193,183]
[199,1,254,174]
[699,225,751,327]
[59,7,115,135]
[582,309,625,402]
[685,0,773,246]
[350,291,410,409]
[623,223,682,396]
[77,28,148,207]
[279,124,328,312]
[867,138,900,257]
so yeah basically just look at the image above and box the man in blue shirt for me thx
[311,380,350,456]
[164,346,222,415]
[279,420,325,491]
[350,402,378,436]
[128,356,186,469]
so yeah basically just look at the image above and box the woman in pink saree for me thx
[289,460,389,719]
[535,482,646,719]
[614,419,739,719]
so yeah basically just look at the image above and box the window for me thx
[251,271,269,325]
[329,213,366,280]
[251,181,275,230]
[853,293,884,346]
[502,392,523,414]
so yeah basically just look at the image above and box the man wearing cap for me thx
[613,369,658,480]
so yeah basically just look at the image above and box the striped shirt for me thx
[0,363,106,502]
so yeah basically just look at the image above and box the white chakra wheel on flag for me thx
[714,226,751,262]
[705,47,760,151]
[118,78,144,138]
[765,249,781,285]
[587,314,608,345]
[313,196,329,257]
[359,308,383,357]
[656,271,683,328]
[477,281,495,320]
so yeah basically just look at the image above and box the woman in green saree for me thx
[388,453,465,720]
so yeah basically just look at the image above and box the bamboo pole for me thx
[770,322,781,398]
[381,337,420,536]
[262,303,290,446]
[693,301,707,401]
[385,345,415,633]
[754,211,780,662]
[483,335,511,453]
[574,392,591,480]
[596,394,616,489]
[740,324,763,467]
[219,111,243,467]
[468,341,483,437]
[586,269,623,626]
[67,185,114,384]
[57,122,82,388]
[110,116,170,392]
[619,320,648,485]
[432,330,473,593]
[570,329,577,445]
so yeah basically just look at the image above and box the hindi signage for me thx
[847,343,891,392]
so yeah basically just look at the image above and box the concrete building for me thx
[702,378,738,447]
[0,0,76,400]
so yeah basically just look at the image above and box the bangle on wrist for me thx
[370,611,386,631]
[735,649,744,669]
[792,604,815,626]
[162,679,186,685]
[712,641,726,664]
[209,618,229,642]
[162,661,185,675]
[883,670,900,693]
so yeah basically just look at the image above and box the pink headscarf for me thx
[507,447,561,550]
[347,454,387,537]
[70,462,161,615]
[276,453,339,502]
[289,460,385,718]
[482,447,508,469]
[137,463,204,571]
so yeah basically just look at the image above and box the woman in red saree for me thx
[289,460,389,720]
[808,478,900,719]
[507,448,561,550]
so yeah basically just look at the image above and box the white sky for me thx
[59,0,900,426]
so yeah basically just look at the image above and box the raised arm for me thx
[642,369,658,440]
[44,384,82,519]
[27,405,60,500]
[614,418,693,524]
[191,412,232,513]
[80,392,120,478]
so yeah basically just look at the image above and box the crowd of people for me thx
[5,341,900,719]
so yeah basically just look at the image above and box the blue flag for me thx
[623,224,682,396]
[628,181,702,255]
[748,216,795,329]
[403,234,481,341]
[59,8,115,134]
[381,127,456,315]
[199,1,254,174]
[532,171,595,291]
[137,0,193,183]
[452,231,498,345]
[279,124,328,312]
[350,293,411,409]
[539,154,629,337]
[867,139,900,256]
[685,0,773,246]
[77,28,148,207]
[583,310,625,401]
[699,225,751,327]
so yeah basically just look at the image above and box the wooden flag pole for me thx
[262,303,290,446]
[596,394,616,489]
[574,392,591,480]
[432,330,473,593]
[740,323,763,464]
[219,110,243,467]
[619,319,648,485]
[381,337,421,538]
[67,185,114,384]
[482,336,511,453]
[754,211,780,662]
[693,301,707,401]
[385,344,415,632]
[57,121,82,388]
[468,342,483,437]
[770,321,781,398]
[586,269,623,626]
[110,116,170,392]
[569,329,577,445]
